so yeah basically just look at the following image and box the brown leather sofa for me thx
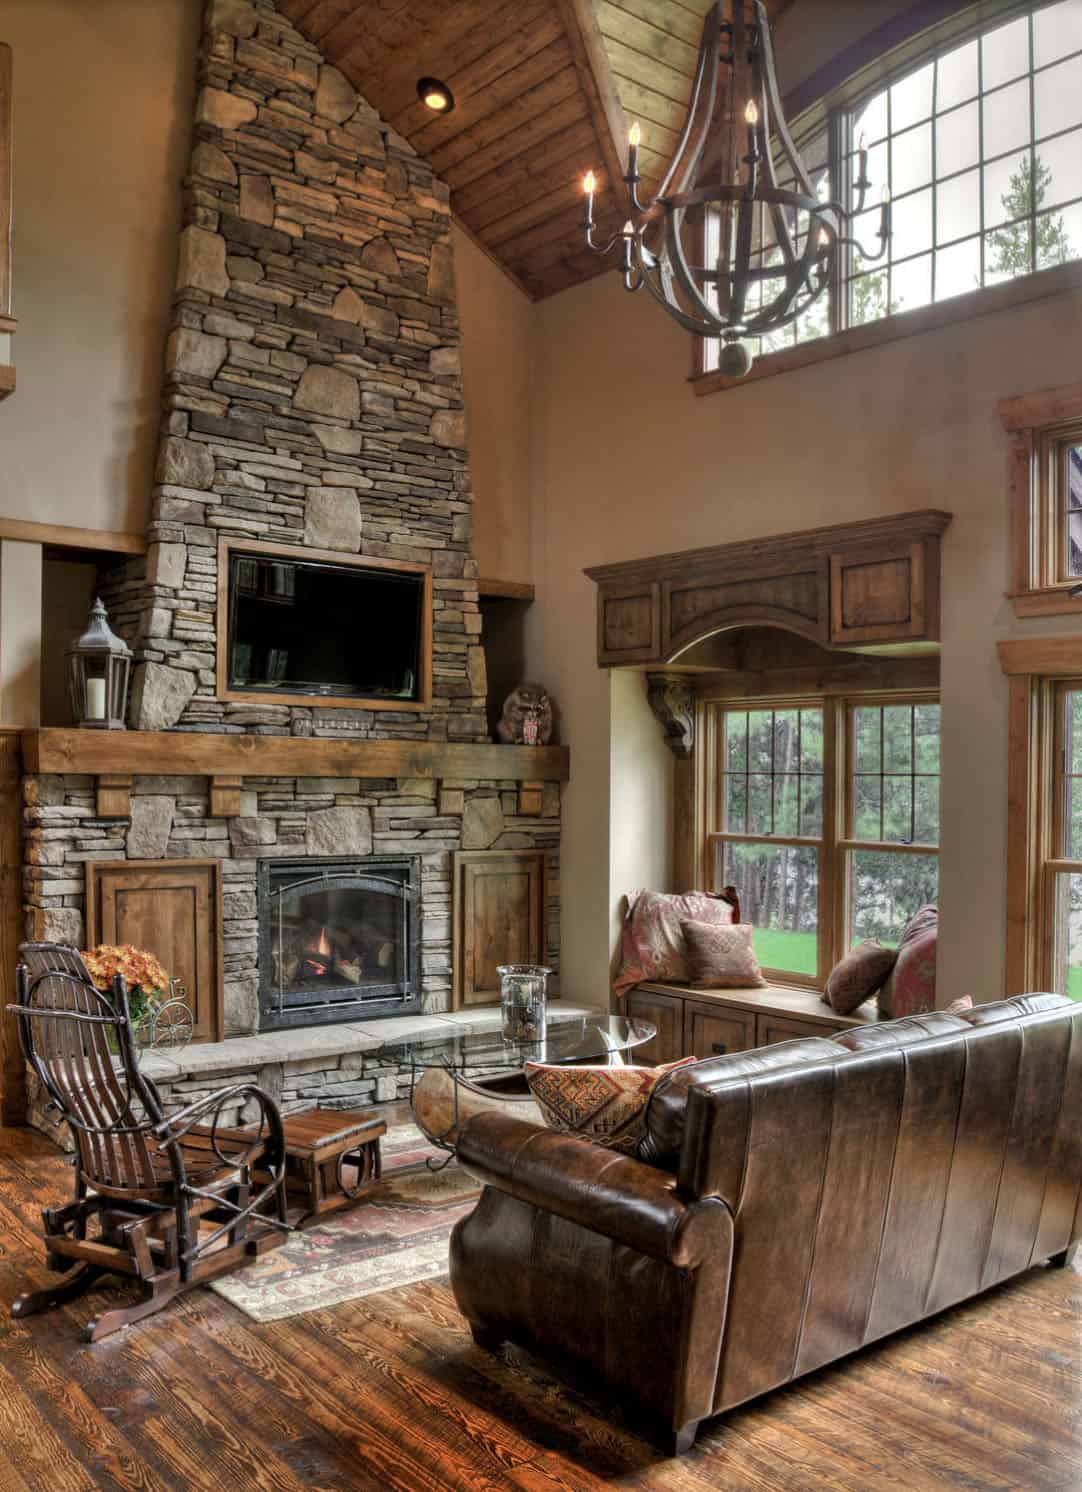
[450,994,1082,1454]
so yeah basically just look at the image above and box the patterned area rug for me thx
[210,1123,480,1323]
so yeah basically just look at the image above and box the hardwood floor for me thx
[0,1124,1078,1491]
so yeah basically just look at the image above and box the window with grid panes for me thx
[846,701,940,948]
[707,696,939,984]
[699,0,1082,376]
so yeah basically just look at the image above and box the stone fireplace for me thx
[258,853,421,1031]
[12,0,569,1133]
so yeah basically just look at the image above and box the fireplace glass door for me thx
[258,857,420,1030]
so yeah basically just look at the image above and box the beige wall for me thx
[0,0,199,534]
[453,225,533,587]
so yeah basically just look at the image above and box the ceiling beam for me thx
[552,0,632,221]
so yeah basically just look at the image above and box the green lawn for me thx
[750,927,818,977]
[752,926,1082,1002]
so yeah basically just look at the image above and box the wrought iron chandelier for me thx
[581,0,890,378]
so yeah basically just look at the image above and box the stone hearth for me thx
[26,1003,596,1148]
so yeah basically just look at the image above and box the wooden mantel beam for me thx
[20,729,570,784]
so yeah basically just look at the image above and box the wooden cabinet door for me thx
[829,541,932,645]
[625,989,684,1067]
[454,851,545,1008]
[757,1013,836,1046]
[683,999,754,1062]
[596,581,661,665]
[86,859,222,1042]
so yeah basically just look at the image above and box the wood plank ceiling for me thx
[277,0,791,301]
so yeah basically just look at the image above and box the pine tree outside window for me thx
[700,0,1082,377]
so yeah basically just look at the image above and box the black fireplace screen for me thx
[258,856,421,1031]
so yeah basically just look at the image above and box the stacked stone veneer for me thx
[102,0,485,741]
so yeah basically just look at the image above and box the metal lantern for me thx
[66,597,132,730]
[580,0,890,377]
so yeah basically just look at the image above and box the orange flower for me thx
[82,944,169,995]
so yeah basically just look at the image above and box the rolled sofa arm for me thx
[455,1112,730,1267]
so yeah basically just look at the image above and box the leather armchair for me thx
[451,994,1082,1454]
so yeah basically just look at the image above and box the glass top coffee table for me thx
[377,1013,655,1072]
[375,1013,657,1165]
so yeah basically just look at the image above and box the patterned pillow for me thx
[879,904,938,1019]
[824,940,897,1015]
[681,920,767,989]
[945,995,973,1014]
[613,890,735,998]
[524,1058,696,1154]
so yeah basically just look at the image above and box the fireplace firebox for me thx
[257,856,421,1031]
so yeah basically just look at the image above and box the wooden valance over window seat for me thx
[622,980,880,1067]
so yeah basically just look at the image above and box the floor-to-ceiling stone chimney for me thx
[20,0,563,1131]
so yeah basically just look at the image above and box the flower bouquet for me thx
[82,944,170,1046]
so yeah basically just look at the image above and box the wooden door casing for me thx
[85,859,223,1042]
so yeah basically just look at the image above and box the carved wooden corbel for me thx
[646,673,695,758]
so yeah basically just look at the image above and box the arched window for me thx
[701,0,1082,377]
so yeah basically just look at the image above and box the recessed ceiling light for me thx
[417,77,454,114]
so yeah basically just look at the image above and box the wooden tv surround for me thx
[623,981,880,1068]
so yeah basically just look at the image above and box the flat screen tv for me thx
[225,548,427,705]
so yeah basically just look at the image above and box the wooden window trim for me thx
[216,536,433,712]
[694,260,1082,396]
[996,636,1082,992]
[1000,381,1082,617]
[702,689,938,989]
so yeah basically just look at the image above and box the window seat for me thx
[623,981,881,1067]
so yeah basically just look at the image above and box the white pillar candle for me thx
[85,676,106,720]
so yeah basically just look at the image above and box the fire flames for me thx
[303,926,333,979]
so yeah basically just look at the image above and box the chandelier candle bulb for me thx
[745,97,760,162]
[583,169,596,228]
[856,131,870,191]
[628,120,641,178]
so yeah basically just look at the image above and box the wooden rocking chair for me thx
[8,944,290,1341]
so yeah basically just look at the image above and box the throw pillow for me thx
[524,1057,696,1154]
[879,904,938,1019]
[945,995,974,1014]
[823,940,897,1015]
[681,919,767,989]
[613,890,736,998]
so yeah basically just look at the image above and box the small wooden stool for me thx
[273,1108,386,1227]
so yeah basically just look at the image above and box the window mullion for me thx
[829,108,848,334]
